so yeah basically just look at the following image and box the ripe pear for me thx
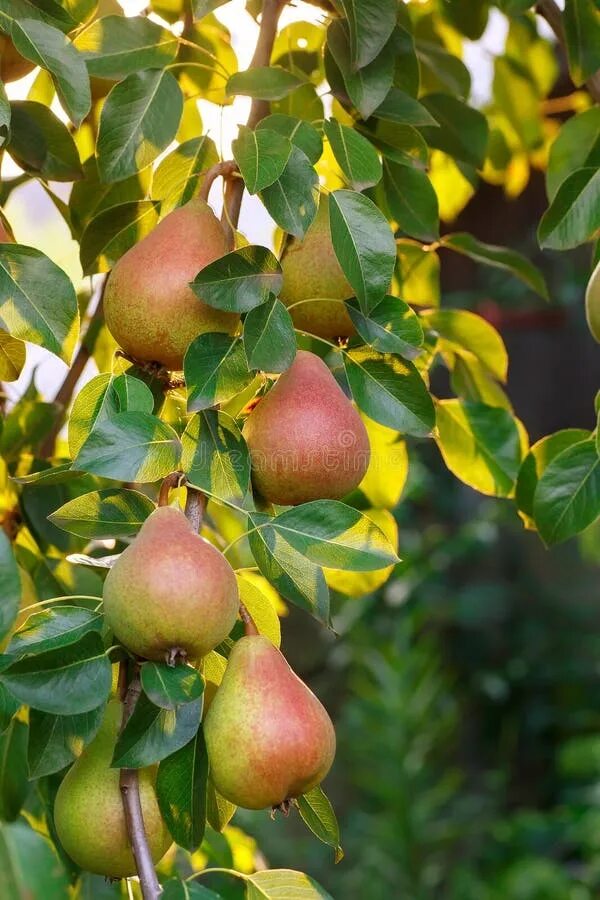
[103,506,239,662]
[0,34,35,83]
[585,259,600,343]
[242,350,370,505]
[54,700,172,878]
[103,199,239,369]
[204,634,336,810]
[279,197,355,339]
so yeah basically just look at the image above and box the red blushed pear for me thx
[242,350,370,505]
[0,34,35,83]
[203,633,336,810]
[103,198,239,370]
[102,506,239,662]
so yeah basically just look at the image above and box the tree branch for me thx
[184,485,206,533]
[199,160,239,202]
[119,661,162,900]
[221,0,288,245]
[535,0,600,102]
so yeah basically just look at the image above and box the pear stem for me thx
[199,160,240,202]
[184,486,206,533]
[239,600,259,636]
[221,0,288,246]
[158,471,183,507]
[118,661,162,900]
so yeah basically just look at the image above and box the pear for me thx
[103,506,239,662]
[279,197,355,340]
[242,350,370,505]
[0,35,35,83]
[54,700,172,878]
[585,259,600,343]
[103,198,239,369]
[204,634,336,810]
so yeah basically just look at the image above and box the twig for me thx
[221,0,288,246]
[158,471,183,507]
[239,600,259,636]
[119,661,162,900]
[184,485,206,532]
[199,160,239,202]
[40,279,106,457]
[536,0,600,102]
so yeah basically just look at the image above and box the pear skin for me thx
[279,197,355,339]
[204,635,336,810]
[242,350,370,505]
[54,700,172,878]
[103,199,239,369]
[585,260,600,343]
[103,506,239,662]
[0,35,35,83]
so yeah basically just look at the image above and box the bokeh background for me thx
[3,2,600,897]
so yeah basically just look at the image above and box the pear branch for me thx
[158,471,183,507]
[118,662,162,900]
[239,601,259,636]
[535,0,600,102]
[199,160,239,202]
[184,485,206,533]
[221,0,288,244]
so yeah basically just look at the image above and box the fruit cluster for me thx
[54,194,367,878]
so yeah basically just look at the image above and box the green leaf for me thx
[248,512,330,623]
[0,631,111,715]
[420,94,489,168]
[346,295,424,359]
[261,145,319,239]
[546,107,600,201]
[226,66,306,101]
[0,331,26,382]
[0,684,19,734]
[326,19,394,120]
[72,411,182,483]
[11,462,78,486]
[344,346,435,437]
[244,870,334,900]
[193,0,228,18]
[538,167,600,250]
[181,410,250,502]
[0,533,20,645]
[0,719,29,821]
[7,101,83,181]
[4,607,103,661]
[80,199,160,276]
[533,438,600,545]
[0,821,71,899]
[97,69,183,183]
[68,371,154,458]
[383,161,439,243]
[435,399,523,498]
[257,114,322,165]
[0,244,79,363]
[373,87,438,127]
[416,40,471,100]
[232,125,292,194]
[329,189,396,313]
[156,728,208,851]
[162,881,220,900]
[191,246,283,313]
[73,14,178,80]
[516,429,590,523]
[297,786,343,862]
[112,693,202,768]
[49,489,155,539]
[0,0,72,31]
[141,663,205,710]
[0,81,10,148]
[185,334,254,413]
[563,0,600,85]
[69,157,150,236]
[243,298,296,373]
[11,19,90,126]
[27,704,105,778]
[323,119,382,190]
[337,0,397,69]
[236,573,281,647]
[493,56,543,152]
[363,121,429,168]
[426,308,508,382]
[441,233,549,299]
[152,135,219,215]
[270,501,398,571]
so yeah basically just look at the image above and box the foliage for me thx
[0,0,599,896]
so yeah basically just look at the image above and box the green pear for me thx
[0,34,35,83]
[242,350,370,505]
[585,259,600,343]
[103,506,239,662]
[204,634,336,810]
[54,700,172,878]
[279,196,355,339]
[103,199,239,370]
